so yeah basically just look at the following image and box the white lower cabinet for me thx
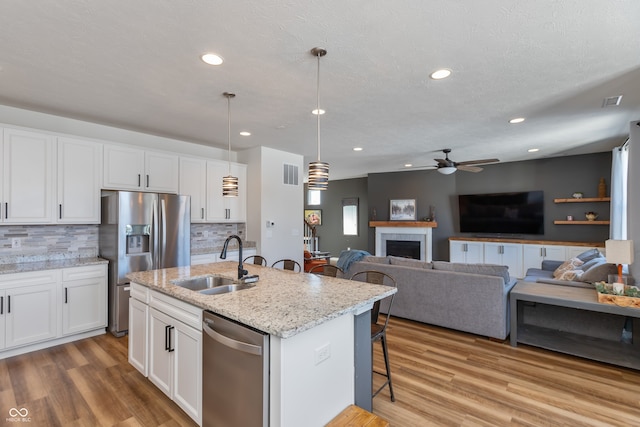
[521,245,566,273]
[484,242,523,278]
[3,273,58,349]
[62,265,107,335]
[130,285,202,425]
[449,240,484,264]
[0,264,106,358]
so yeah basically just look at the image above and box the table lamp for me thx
[605,239,634,294]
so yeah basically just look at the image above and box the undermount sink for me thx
[199,283,256,295]
[172,275,255,295]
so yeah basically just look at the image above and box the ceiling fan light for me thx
[308,161,329,191]
[437,166,457,175]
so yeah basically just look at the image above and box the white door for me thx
[4,283,58,349]
[0,290,5,349]
[103,144,145,190]
[226,163,247,222]
[61,277,107,335]
[179,157,207,222]
[2,128,55,223]
[129,297,149,376]
[144,151,179,193]
[544,246,566,262]
[172,321,202,424]
[57,137,102,223]
[501,243,523,278]
[522,244,545,272]
[148,307,173,397]
[206,160,228,222]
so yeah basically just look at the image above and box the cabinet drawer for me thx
[62,264,107,281]
[0,269,60,288]
[131,282,150,304]
[150,290,201,329]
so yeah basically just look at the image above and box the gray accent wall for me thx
[317,152,612,261]
[304,177,368,256]
[629,121,639,279]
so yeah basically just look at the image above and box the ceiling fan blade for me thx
[456,158,500,166]
[434,158,447,164]
[457,165,483,173]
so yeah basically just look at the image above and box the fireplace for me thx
[386,240,420,260]
[371,221,436,262]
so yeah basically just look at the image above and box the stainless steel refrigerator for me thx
[99,191,191,336]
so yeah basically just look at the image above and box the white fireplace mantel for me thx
[369,221,437,262]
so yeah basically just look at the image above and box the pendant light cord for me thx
[227,94,232,175]
[316,51,321,162]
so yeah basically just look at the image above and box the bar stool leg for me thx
[380,333,395,402]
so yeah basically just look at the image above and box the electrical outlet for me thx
[11,238,21,249]
[314,343,331,365]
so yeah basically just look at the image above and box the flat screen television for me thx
[458,191,544,235]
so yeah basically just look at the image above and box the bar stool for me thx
[271,259,302,272]
[350,270,397,402]
[243,255,267,266]
[308,264,343,277]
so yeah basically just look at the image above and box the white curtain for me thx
[609,142,629,239]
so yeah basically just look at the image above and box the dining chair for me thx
[243,255,268,266]
[350,270,397,402]
[308,264,343,277]
[271,259,302,272]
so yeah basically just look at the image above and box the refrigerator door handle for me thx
[160,199,167,267]
[152,199,159,268]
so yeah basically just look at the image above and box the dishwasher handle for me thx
[203,319,262,356]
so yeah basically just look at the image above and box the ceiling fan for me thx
[433,148,500,174]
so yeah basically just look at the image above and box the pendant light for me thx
[308,47,329,191]
[222,92,238,197]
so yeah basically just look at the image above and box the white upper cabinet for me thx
[179,157,207,222]
[103,145,179,193]
[2,128,55,224]
[206,160,247,222]
[57,137,102,223]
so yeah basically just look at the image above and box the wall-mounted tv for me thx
[458,191,544,235]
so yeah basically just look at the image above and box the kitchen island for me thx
[127,261,396,427]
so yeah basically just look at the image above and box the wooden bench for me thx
[326,404,390,427]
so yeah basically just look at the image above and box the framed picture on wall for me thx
[390,199,416,221]
[304,209,322,226]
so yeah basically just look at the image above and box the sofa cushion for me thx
[388,256,433,269]
[579,259,617,283]
[553,258,584,279]
[361,256,389,264]
[575,248,604,263]
[433,261,510,284]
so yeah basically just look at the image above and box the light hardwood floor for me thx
[1,317,639,426]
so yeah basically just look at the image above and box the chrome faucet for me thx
[220,234,248,279]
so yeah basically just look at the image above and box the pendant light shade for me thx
[308,47,329,191]
[223,92,238,197]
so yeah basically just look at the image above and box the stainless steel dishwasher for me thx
[202,311,269,427]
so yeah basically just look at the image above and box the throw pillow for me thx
[558,269,584,281]
[579,260,618,283]
[575,248,604,263]
[553,258,584,279]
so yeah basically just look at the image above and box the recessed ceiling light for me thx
[528,148,539,153]
[404,163,413,168]
[430,69,451,80]
[312,109,325,115]
[352,147,363,152]
[239,131,251,136]
[509,117,525,124]
[201,53,224,65]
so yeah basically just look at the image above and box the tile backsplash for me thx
[0,223,247,264]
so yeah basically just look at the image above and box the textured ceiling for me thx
[1,1,639,180]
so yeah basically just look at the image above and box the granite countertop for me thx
[0,257,108,275]
[127,261,396,339]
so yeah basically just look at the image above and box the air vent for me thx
[283,164,298,185]
[602,95,622,107]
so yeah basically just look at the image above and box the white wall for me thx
[239,147,303,267]
[0,105,229,160]
[628,121,639,278]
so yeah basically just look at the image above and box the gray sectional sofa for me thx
[345,256,517,340]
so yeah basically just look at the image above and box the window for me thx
[342,198,358,236]
[308,190,321,205]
